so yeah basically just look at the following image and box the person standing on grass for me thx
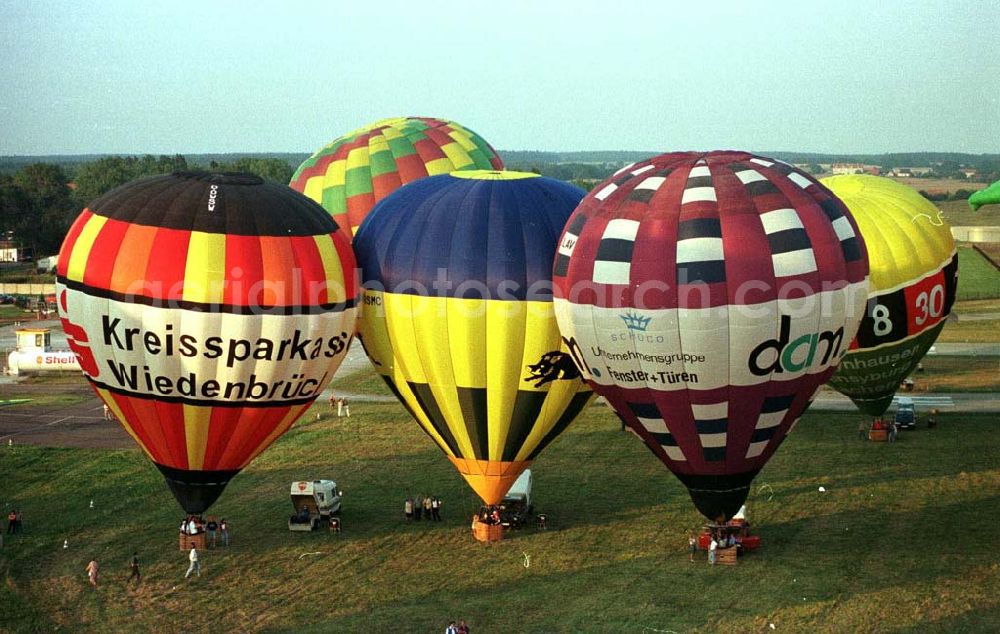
[6,510,15,534]
[343,398,351,417]
[127,552,141,585]
[220,518,230,546]
[206,517,218,547]
[423,495,432,521]
[404,497,413,521]
[431,496,442,521]
[185,546,200,578]
[445,621,458,634]
[708,536,717,565]
[688,532,697,562]
[86,559,99,587]
[457,619,469,634]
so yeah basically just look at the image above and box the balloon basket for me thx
[471,518,504,543]
[179,531,206,552]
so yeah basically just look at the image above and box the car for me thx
[894,397,916,430]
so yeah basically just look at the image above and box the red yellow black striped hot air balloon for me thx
[56,172,358,514]
[290,117,504,239]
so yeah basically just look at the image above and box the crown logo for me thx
[620,311,651,331]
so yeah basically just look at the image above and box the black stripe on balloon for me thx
[677,218,722,240]
[595,238,634,263]
[702,447,727,462]
[751,426,780,443]
[502,391,548,462]
[685,175,713,189]
[89,379,321,408]
[526,391,592,460]
[695,418,727,434]
[57,276,357,315]
[744,179,780,197]
[767,228,812,254]
[943,254,959,314]
[406,382,462,458]
[566,214,587,235]
[88,172,340,236]
[627,187,657,203]
[627,401,660,419]
[761,394,796,413]
[553,254,571,278]
[650,431,678,447]
[456,387,490,460]
[840,237,862,262]
[677,261,726,285]
[819,198,845,222]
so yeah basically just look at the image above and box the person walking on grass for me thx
[127,552,141,585]
[185,546,200,578]
[86,559,99,587]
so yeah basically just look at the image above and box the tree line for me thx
[0,155,294,257]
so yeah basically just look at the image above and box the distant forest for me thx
[1,150,997,259]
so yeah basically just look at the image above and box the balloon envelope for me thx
[290,117,503,239]
[553,152,869,520]
[354,170,592,505]
[969,179,1000,211]
[57,172,358,513]
[822,175,958,415]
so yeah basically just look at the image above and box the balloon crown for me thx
[171,171,264,186]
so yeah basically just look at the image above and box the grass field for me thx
[955,246,1000,301]
[909,355,1000,392]
[2,402,999,633]
[939,199,999,227]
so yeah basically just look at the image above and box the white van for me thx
[500,469,533,527]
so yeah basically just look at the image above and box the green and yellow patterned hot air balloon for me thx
[822,175,958,416]
[290,117,503,239]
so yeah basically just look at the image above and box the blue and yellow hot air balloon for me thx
[354,171,592,506]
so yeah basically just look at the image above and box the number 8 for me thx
[872,303,892,336]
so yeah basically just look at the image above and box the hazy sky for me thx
[2,0,997,155]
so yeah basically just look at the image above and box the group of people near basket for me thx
[404,495,443,521]
[178,514,230,547]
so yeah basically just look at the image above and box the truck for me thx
[499,469,533,528]
[288,480,342,531]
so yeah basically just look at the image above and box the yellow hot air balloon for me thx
[822,175,958,416]
[354,171,593,506]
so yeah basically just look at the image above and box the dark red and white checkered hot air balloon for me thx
[552,151,869,521]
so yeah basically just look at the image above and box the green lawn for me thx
[939,199,999,227]
[956,246,1000,301]
[2,403,999,632]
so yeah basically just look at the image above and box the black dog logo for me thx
[525,351,581,388]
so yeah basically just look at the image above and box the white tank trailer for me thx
[5,328,81,375]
